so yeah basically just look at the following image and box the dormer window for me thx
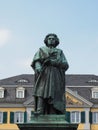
[17,79,28,83]
[0,87,5,98]
[92,87,98,99]
[88,79,98,83]
[16,87,25,98]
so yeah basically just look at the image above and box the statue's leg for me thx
[35,97,44,114]
[34,96,37,112]
[47,104,63,114]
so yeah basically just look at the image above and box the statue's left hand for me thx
[35,67,42,73]
[35,61,42,73]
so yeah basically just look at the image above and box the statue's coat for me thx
[31,46,69,113]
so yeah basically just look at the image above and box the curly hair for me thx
[44,33,59,47]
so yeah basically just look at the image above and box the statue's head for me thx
[44,33,59,47]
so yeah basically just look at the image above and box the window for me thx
[10,111,27,123]
[16,87,25,98]
[93,112,98,123]
[17,79,29,83]
[93,92,98,98]
[0,91,4,98]
[0,87,4,98]
[14,112,24,123]
[17,90,24,98]
[71,111,80,123]
[0,112,3,123]
[88,79,98,83]
[92,88,98,99]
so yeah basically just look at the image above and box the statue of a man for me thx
[31,33,69,115]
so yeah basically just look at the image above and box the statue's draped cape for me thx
[31,46,69,113]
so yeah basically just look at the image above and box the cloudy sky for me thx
[0,0,98,79]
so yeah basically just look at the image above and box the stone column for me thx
[26,108,33,122]
[84,108,90,130]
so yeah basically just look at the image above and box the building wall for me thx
[90,108,98,130]
[0,107,25,130]
[66,108,85,130]
[0,96,98,130]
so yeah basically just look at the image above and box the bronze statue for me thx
[31,33,69,115]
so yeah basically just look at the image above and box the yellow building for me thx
[0,74,98,130]
[66,74,98,130]
[0,74,34,130]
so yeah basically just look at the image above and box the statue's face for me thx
[47,35,56,47]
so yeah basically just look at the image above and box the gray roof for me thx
[0,86,33,104]
[0,74,98,86]
[0,74,98,105]
[0,74,34,104]
[0,74,34,85]
[66,74,98,86]
[66,74,98,105]
[69,87,98,105]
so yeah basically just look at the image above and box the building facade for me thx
[0,74,98,130]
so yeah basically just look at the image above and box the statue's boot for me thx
[34,97,44,115]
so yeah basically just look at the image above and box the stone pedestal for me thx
[17,115,78,130]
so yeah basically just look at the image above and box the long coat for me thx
[31,46,69,113]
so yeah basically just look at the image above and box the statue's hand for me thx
[35,66,42,73]
[35,61,42,73]
[50,59,58,66]
[50,58,62,67]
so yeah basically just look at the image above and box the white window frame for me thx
[92,88,98,99]
[71,111,81,123]
[0,87,4,98]
[93,112,98,123]
[14,112,24,123]
[17,79,28,83]
[0,112,3,123]
[92,91,98,98]
[16,87,25,98]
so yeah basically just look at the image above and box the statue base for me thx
[17,115,78,130]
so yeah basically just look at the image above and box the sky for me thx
[0,0,98,79]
